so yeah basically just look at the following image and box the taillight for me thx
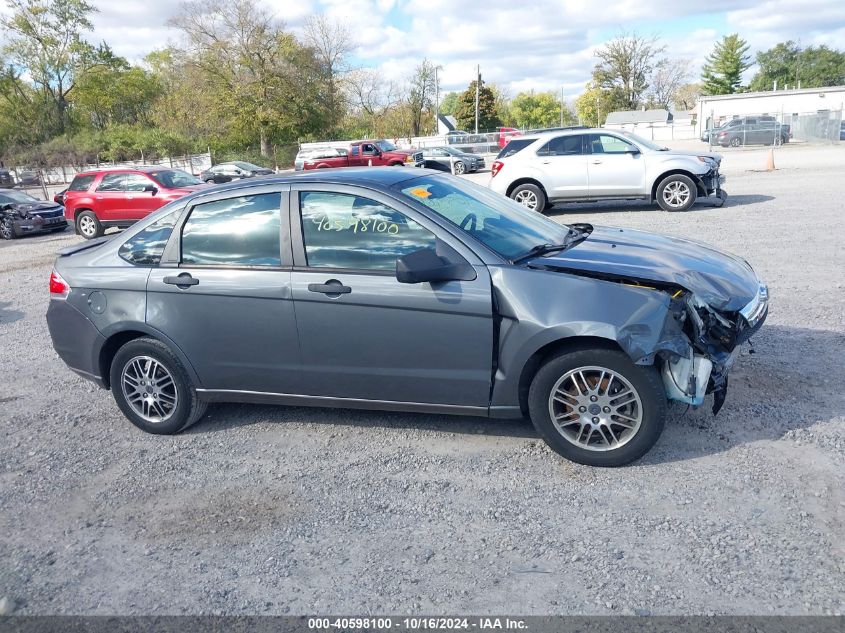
[49,270,70,299]
[491,161,504,177]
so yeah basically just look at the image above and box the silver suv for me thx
[490,129,725,212]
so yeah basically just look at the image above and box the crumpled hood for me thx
[2,201,64,215]
[533,226,759,311]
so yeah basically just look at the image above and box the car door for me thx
[360,142,383,165]
[288,183,494,408]
[533,134,589,199]
[93,173,131,221]
[121,173,162,220]
[586,133,646,197]
[146,184,301,394]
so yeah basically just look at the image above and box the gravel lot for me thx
[1,144,844,616]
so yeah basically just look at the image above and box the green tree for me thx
[438,91,459,116]
[749,42,845,91]
[701,34,751,95]
[575,82,625,127]
[509,91,567,129]
[454,79,501,132]
[593,33,664,110]
[1,0,98,134]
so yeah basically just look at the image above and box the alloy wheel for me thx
[547,366,643,452]
[662,181,691,209]
[0,219,12,240]
[78,215,97,238]
[513,190,538,210]
[454,161,465,174]
[121,356,179,423]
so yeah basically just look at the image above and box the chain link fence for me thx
[701,109,843,149]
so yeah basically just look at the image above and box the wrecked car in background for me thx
[46,168,767,467]
[1,188,68,239]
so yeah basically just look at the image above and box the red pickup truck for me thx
[299,140,424,170]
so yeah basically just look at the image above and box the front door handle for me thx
[592,159,603,164]
[308,280,351,295]
[163,273,200,288]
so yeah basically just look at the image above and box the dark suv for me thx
[703,117,791,147]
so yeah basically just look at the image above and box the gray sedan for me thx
[421,146,485,174]
[46,168,767,466]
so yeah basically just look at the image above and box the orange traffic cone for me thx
[765,148,775,171]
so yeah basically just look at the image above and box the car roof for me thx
[74,166,180,177]
[511,127,606,142]
[202,166,435,194]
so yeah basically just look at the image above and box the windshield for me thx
[234,161,262,170]
[148,169,203,188]
[0,190,38,204]
[376,140,398,152]
[617,131,667,151]
[396,175,571,260]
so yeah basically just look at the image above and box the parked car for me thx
[299,139,423,170]
[712,121,791,147]
[839,121,845,141]
[15,170,41,187]
[294,147,348,171]
[491,128,725,212]
[421,146,485,174]
[63,167,206,239]
[497,127,522,149]
[0,188,68,239]
[46,167,767,467]
[446,130,470,144]
[53,188,67,206]
[0,169,14,187]
[198,161,273,184]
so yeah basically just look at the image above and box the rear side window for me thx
[537,135,583,156]
[68,174,96,192]
[181,192,281,267]
[119,210,180,266]
[497,139,534,159]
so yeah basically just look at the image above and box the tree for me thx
[748,41,845,91]
[673,82,702,111]
[1,0,98,134]
[344,67,403,137]
[438,91,459,116]
[649,58,690,109]
[575,82,625,127]
[302,13,352,136]
[407,58,437,136]
[701,34,751,95]
[509,91,564,129]
[593,33,664,110]
[454,79,501,132]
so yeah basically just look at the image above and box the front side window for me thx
[590,134,635,154]
[299,192,436,270]
[397,175,570,260]
[181,192,281,267]
[537,135,583,156]
[119,208,181,266]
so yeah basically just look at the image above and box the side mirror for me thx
[143,183,158,195]
[625,146,641,155]
[396,247,476,284]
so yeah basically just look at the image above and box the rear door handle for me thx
[591,159,603,164]
[163,273,199,287]
[308,280,351,295]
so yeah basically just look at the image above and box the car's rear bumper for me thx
[47,298,107,388]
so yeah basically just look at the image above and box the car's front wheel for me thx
[0,217,15,240]
[729,137,742,147]
[453,160,466,175]
[510,183,546,212]
[76,210,103,239]
[110,337,207,435]
[527,347,667,467]
[656,174,697,212]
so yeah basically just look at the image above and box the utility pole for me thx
[434,65,440,134]
[560,86,565,126]
[475,64,480,134]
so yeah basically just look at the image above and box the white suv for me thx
[490,128,725,212]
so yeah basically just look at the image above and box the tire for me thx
[453,160,466,175]
[527,347,667,467]
[729,137,742,147]
[76,210,103,239]
[656,174,697,212]
[205,179,215,184]
[510,183,546,212]
[109,337,207,435]
[0,218,15,240]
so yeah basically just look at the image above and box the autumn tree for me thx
[701,34,751,95]
[302,13,352,136]
[408,58,438,136]
[649,58,690,109]
[575,82,625,127]
[593,33,665,110]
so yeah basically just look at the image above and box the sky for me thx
[27,0,845,100]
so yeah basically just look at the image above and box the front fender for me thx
[489,266,691,409]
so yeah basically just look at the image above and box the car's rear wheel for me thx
[510,183,546,212]
[453,160,466,175]
[527,348,667,467]
[729,137,742,147]
[1,218,15,240]
[656,174,697,212]
[205,178,215,184]
[110,337,207,435]
[76,210,103,239]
